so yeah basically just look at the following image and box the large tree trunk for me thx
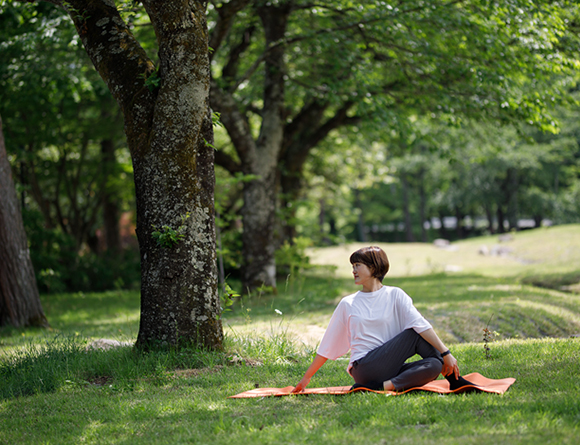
[53,0,223,349]
[238,5,290,292]
[211,3,290,293]
[209,2,360,286]
[0,115,48,328]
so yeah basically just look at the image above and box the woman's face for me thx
[352,262,374,286]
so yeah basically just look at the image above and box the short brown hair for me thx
[349,246,390,282]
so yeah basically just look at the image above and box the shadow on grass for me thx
[0,334,229,400]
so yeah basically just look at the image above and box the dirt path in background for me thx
[225,323,326,348]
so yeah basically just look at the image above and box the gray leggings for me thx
[350,329,443,391]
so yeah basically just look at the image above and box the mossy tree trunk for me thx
[27,0,223,349]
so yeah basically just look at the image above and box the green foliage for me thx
[275,236,312,277]
[151,213,190,249]
[214,171,260,278]
[141,68,160,92]
[297,104,580,244]
[22,208,140,293]
[211,111,222,127]
[0,1,136,286]
[220,283,240,316]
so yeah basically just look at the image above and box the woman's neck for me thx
[361,280,383,293]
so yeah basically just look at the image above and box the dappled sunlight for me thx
[224,319,326,350]
[86,312,141,326]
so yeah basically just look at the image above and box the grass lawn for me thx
[2,225,580,444]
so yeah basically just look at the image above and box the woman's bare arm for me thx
[291,354,328,393]
[419,328,459,379]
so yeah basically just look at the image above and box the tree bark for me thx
[0,115,48,328]
[31,0,225,349]
[496,205,506,234]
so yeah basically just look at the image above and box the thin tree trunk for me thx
[101,138,120,253]
[418,168,427,242]
[401,174,415,242]
[455,206,464,239]
[496,205,506,234]
[438,211,448,239]
[0,115,48,328]
[506,168,519,231]
[354,188,367,242]
[319,198,325,237]
[484,204,495,234]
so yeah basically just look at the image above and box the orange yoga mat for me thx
[229,372,515,398]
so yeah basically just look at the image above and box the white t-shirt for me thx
[317,286,432,366]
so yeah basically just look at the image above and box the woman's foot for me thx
[445,374,480,393]
[383,380,395,391]
[350,379,395,391]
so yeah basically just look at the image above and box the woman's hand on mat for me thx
[292,377,310,393]
[442,353,459,379]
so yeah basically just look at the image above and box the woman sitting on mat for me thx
[292,246,474,393]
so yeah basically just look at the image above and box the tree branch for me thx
[281,101,357,180]
[222,24,256,89]
[209,0,252,62]
[214,149,242,175]
[210,81,256,168]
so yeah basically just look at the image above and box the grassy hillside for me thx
[308,224,580,280]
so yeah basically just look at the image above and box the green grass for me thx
[2,224,580,444]
[1,338,579,444]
